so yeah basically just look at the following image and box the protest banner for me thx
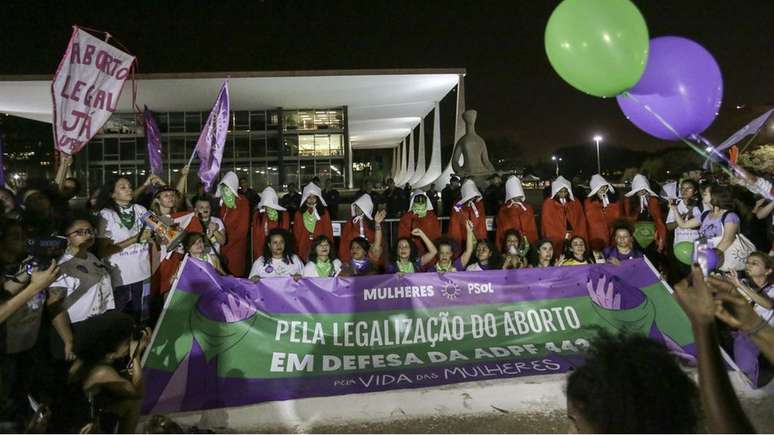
[51,26,135,155]
[142,257,695,414]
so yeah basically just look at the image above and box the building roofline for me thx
[0,68,467,82]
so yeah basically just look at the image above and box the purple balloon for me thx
[617,36,723,141]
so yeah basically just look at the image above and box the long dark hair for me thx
[262,228,295,264]
[71,312,135,381]
[393,236,418,265]
[473,239,502,269]
[708,184,735,212]
[501,228,526,254]
[95,177,133,215]
[308,236,335,263]
[679,179,700,209]
[528,239,554,267]
[564,236,593,263]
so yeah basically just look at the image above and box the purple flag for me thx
[196,81,230,192]
[144,106,163,175]
[0,131,5,187]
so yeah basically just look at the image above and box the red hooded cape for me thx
[293,208,334,261]
[398,210,442,256]
[219,195,251,277]
[448,200,487,246]
[494,203,538,252]
[339,219,377,263]
[251,211,290,261]
[623,196,667,250]
[584,198,622,251]
[540,197,588,256]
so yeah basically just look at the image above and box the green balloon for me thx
[545,0,649,97]
[674,242,694,265]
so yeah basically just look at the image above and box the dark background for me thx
[1,0,773,171]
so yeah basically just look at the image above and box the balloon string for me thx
[622,92,771,200]
[622,92,736,178]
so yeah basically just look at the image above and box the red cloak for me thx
[293,208,334,261]
[398,210,442,256]
[494,203,538,252]
[339,219,377,263]
[448,200,488,247]
[540,198,588,256]
[584,198,622,251]
[219,195,251,277]
[251,211,290,261]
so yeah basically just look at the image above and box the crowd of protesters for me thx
[0,150,773,433]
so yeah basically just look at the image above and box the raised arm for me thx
[54,152,73,190]
[411,228,438,266]
[459,220,475,266]
[754,200,774,220]
[0,263,59,325]
[668,202,700,229]
[369,210,387,261]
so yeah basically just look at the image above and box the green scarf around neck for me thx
[220,185,236,209]
[314,259,333,277]
[303,209,317,233]
[397,259,415,273]
[266,207,279,221]
[118,204,136,230]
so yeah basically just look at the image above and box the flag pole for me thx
[186,146,197,167]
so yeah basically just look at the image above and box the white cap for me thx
[300,182,327,207]
[459,179,482,204]
[505,176,525,202]
[551,176,574,200]
[587,174,614,197]
[257,186,286,211]
[215,171,238,198]
[350,193,374,220]
[625,174,657,197]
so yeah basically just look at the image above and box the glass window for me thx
[104,138,119,159]
[283,162,299,190]
[300,161,316,184]
[314,110,343,130]
[234,111,249,130]
[169,137,186,160]
[169,112,185,133]
[249,111,266,131]
[329,159,345,187]
[119,138,135,161]
[250,133,266,158]
[89,139,104,161]
[185,112,201,133]
[329,134,343,156]
[136,137,147,161]
[283,111,299,131]
[296,111,315,130]
[266,164,280,189]
[284,136,299,156]
[299,135,315,157]
[155,112,169,133]
[267,136,280,157]
[235,134,250,159]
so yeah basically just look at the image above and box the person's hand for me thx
[250,275,260,283]
[292,274,302,282]
[608,257,621,266]
[723,270,744,292]
[138,227,153,243]
[586,274,621,310]
[60,152,73,167]
[410,228,425,237]
[465,220,474,233]
[674,266,717,326]
[63,339,76,362]
[208,221,218,233]
[180,165,191,176]
[30,262,59,289]
[374,209,387,225]
[713,290,765,333]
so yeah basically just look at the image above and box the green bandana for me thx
[314,259,333,277]
[266,208,279,221]
[633,221,656,249]
[412,202,428,218]
[397,259,415,273]
[303,209,317,234]
[220,185,236,209]
[118,205,136,230]
[435,261,456,272]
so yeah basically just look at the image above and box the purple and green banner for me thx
[142,258,695,415]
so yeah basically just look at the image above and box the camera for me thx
[25,236,68,270]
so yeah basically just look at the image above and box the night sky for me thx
[2,0,773,163]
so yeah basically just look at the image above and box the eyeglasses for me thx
[67,228,96,237]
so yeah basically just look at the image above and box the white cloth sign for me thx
[52,27,135,154]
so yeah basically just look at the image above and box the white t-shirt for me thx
[98,204,151,286]
[249,255,305,279]
[302,259,343,278]
[50,253,116,323]
[753,284,774,326]
[466,263,484,271]
[666,201,702,245]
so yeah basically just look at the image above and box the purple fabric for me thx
[196,81,230,192]
[603,246,644,262]
[700,212,740,239]
[143,106,163,175]
[177,257,661,316]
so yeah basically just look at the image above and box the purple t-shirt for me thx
[603,246,644,262]
[427,259,465,272]
[700,212,740,240]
